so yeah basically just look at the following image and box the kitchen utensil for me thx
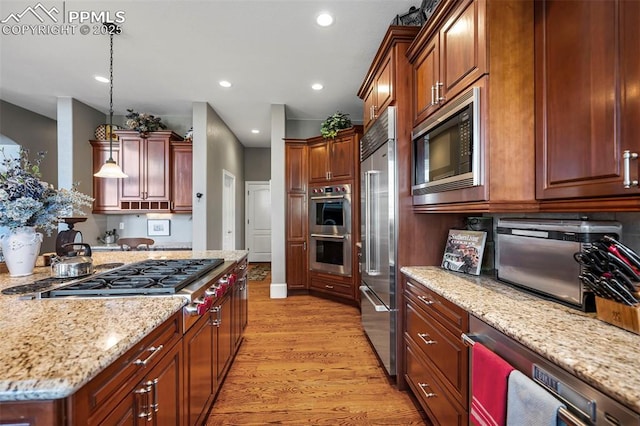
[50,243,94,278]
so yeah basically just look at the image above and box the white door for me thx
[222,170,235,250]
[245,181,272,262]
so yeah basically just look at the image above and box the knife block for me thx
[595,296,640,335]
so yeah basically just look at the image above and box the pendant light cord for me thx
[108,31,115,161]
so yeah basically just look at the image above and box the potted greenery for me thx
[320,111,352,139]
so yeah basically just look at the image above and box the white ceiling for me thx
[0,1,419,147]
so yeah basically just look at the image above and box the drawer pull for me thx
[134,345,164,367]
[418,383,437,399]
[417,295,434,305]
[418,333,437,345]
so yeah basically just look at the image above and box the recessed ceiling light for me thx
[311,83,324,91]
[95,75,109,83]
[219,80,232,88]
[251,129,260,134]
[316,12,334,27]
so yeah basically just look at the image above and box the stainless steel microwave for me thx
[411,86,481,196]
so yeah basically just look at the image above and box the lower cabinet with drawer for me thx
[402,275,469,425]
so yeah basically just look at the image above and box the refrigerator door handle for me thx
[364,170,381,276]
[360,286,389,312]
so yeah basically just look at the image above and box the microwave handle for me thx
[364,170,381,276]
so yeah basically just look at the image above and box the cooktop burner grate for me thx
[40,258,225,298]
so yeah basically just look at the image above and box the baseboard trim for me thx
[270,283,287,299]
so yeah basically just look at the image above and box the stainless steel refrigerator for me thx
[359,106,397,376]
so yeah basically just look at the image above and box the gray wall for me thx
[244,148,271,181]
[0,100,58,252]
[192,102,245,250]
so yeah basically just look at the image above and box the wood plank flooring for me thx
[206,268,426,425]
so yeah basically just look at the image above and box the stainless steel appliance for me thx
[309,233,352,276]
[411,86,481,197]
[359,106,397,376]
[309,184,351,235]
[496,218,621,311]
[463,315,639,425]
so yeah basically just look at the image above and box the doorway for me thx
[222,170,236,250]
[245,181,272,262]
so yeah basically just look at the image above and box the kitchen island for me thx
[0,250,247,424]
[402,266,640,416]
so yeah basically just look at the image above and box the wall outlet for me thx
[119,222,125,230]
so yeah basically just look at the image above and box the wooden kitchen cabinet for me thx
[407,0,537,211]
[170,141,193,212]
[411,0,486,127]
[285,140,309,291]
[115,130,183,211]
[401,275,469,425]
[90,140,121,213]
[307,127,362,184]
[70,312,183,425]
[535,0,640,209]
[359,26,420,132]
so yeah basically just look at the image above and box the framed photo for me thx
[147,219,170,236]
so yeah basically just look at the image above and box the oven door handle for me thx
[310,195,346,201]
[310,233,345,239]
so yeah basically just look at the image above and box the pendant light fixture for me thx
[94,24,127,179]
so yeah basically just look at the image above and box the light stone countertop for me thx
[401,266,640,415]
[0,250,248,402]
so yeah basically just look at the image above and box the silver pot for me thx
[51,243,94,278]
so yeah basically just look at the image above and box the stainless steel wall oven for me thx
[308,183,352,276]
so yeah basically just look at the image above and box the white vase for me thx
[1,227,43,277]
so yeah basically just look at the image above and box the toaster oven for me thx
[496,219,622,311]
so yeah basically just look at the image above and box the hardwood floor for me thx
[206,269,426,425]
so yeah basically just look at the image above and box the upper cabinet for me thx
[358,26,420,132]
[92,130,190,213]
[535,0,640,210]
[407,0,537,212]
[308,127,363,184]
[412,0,486,126]
[90,140,121,213]
[170,141,193,212]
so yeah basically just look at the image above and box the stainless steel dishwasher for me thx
[462,315,639,425]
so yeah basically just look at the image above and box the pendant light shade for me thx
[95,25,127,179]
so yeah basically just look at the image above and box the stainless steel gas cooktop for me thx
[4,259,225,298]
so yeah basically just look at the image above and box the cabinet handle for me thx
[134,345,164,367]
[418,383,437,399]
[418,333,437,345]
[135,383,153,421]
[436,81,444,103]
[417,295,434,306]
[623,150,639,188]
[210,306,222,326]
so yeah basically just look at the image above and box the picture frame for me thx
[147,219,170,236]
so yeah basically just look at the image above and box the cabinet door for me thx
[146,340,183,426]
[120,136,145,201]
[286,143,308,193]
[536,0,640,199]
[414,35,440,126]
[440,0,486,103]
[329,136,354,181]
[286,241,308,290]
[308,141,329,183]
[91,141,121,212]
[183,314,214,426]
[215,294,233,380]
[144,136,170,201]
[171,144,193,212]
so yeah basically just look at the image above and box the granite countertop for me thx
[0,249,248,402]
[401,266,640,414]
